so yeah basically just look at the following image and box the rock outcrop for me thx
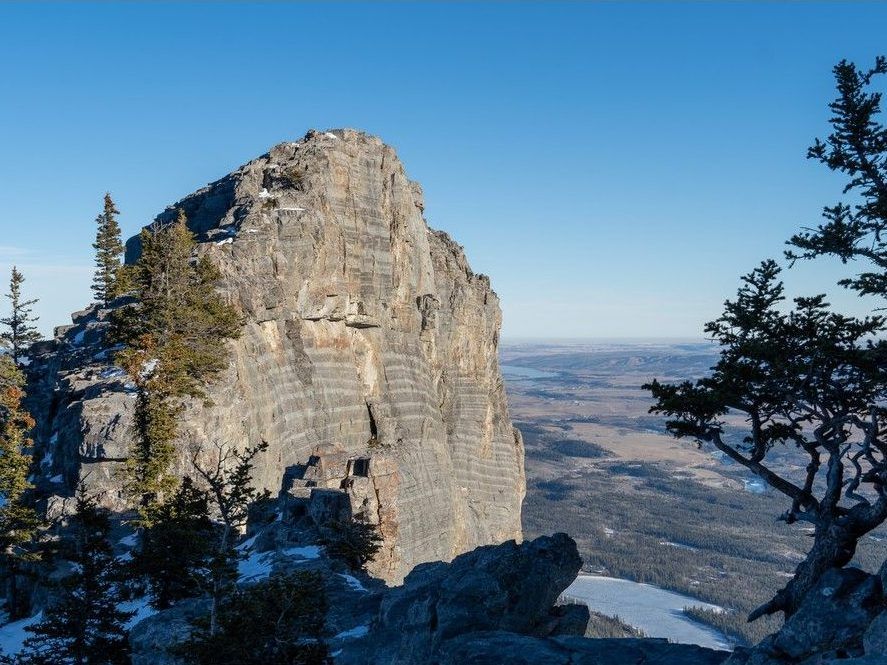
[727,564,887,665]
[25,128,525,583]
[129,530,727,665]
[336,532,586,664]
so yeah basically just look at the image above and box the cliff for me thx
[25,128,526,583]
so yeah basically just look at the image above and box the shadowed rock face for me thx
[27,128,526,583]
[727,565,887,665]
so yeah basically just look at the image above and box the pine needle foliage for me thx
[0,356,39,619]
[0,268,40,365]
[318,517,382,571]
[175,571,329,665]
[645,57,887,622]
[111,211,241,520]
[17,486,132,665]
[91,194,127,306]
[130,477,215,610]
[191,441,268,636]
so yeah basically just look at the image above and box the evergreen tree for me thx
[0,268,40,365]
[111,211,241,518]
[91,194,127,306]
[191,441,268,636]
[0,356,39,619]
[18,486,132,665]
[176,571,328,665]
[130,477,214,610]
[318,517,381,572]
[646,57,887,621]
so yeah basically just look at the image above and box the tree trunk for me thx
[749,520,857,622]
[8,568,19,620]
[209,524,231,638]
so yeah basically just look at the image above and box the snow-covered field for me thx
[561,575,731,651]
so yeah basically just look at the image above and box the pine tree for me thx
[0,356,39,619]
[0,268,40,365]
[130,477,215,610]
[646,57,887,621]
[176,572,328,665]
[318,517,382,572]
[191,442,268,636]
[18,486,133,665]
[111,211,241,518]
[91,194,127,306]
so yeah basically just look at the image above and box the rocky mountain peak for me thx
[27,128,525,583]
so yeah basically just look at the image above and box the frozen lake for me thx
[561,575,732,651]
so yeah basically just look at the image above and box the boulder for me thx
[129,598,208,665]
[337,533,581,664]
[864,611,887,656]
[726,566,886,665]
[771,568,883,660]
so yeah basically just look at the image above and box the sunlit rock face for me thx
[28,129,526,583]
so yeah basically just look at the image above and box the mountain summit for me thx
[27,129,525,583]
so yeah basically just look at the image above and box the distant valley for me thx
[505,340,887,646]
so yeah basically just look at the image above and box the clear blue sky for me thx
[1,2,885,339]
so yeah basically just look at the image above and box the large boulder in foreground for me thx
[26,128,525,584]
[335,532,724,665]
[727,566,886,665]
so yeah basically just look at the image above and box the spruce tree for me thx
[18,486,132,665]
[176,571,328,665]
[91,194,127,306]
[130,477,215,610]
[318,517,382,572]
[646,57,887,621]
[0,268,40,365]
[0,356,39,619]
[112,210,241,518]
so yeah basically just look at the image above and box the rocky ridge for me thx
[25,128,524,583]
[129,525,728,665]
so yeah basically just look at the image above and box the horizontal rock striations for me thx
[27,128,526,583]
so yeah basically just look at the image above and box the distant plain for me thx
[506,340,887,646]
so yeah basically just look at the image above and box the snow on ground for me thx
[237,543,323,582]
[561,575,731,651]
[100,367,126,379]
[119,597,158,630]
[334,624,369,640]
[0,613,41,656]
[118,534,138,548]
[237,550,275,582]
[658,541,699,552]
[281,545,322,559]
[338,573,367,593]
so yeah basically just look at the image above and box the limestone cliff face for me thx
[27,129,525,583]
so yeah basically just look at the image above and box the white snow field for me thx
[561,575,731,651]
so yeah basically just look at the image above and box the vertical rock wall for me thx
[28,129,525,582]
